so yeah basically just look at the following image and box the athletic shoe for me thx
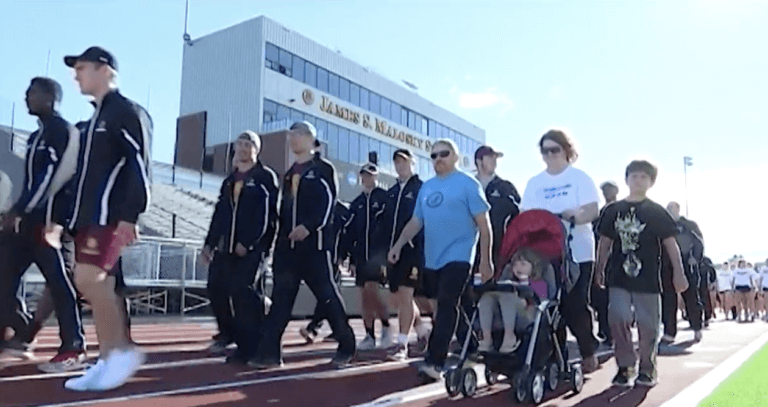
[225,352,249,366]
[582,354,599,373]
[379,326,394,349]
[418,363,442,381]
[64,359,106,392]
[694,330,703,343]
[611,367,635,387]
[207,338,232,355]
[247,358,284,370]
[412,333,429,355]
[358,334,376,351]
[499,338,521,354]
[635,372,657,387]
[38,350,88,373]
[91,347,145,391]
[299,327,316,344]
[330,353,354,369]
[386,343,408,361]
[660,334,675,344]
[1,340,33,360]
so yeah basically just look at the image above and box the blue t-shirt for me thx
[414,170,491,270]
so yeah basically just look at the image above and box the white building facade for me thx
[179,15,485,183]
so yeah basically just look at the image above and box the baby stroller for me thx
[443,210,584,404]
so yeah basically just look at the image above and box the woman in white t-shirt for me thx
[521,129,600,372]
[0,170,12,214]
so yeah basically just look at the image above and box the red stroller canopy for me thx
[498,210,566,270]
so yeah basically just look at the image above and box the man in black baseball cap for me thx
[349,161,391,351]
[64,47,118,71]
[473,144,520,270]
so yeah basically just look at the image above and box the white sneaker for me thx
[379,326,394,349]
[499,338,521,354]
[478,340,493,353]
[358,335,376,351]
[91,348,146,391]
[386,344,408,361]
[64,359,106,392]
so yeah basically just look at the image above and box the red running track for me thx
[1,315,767,407]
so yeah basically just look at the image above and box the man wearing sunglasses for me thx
[389,139,493,380]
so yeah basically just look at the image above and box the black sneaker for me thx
[611,367,634,387]
[1,339,33,360]
[247,358,284,370]
[635,372,657,387]
[226,353,249,366]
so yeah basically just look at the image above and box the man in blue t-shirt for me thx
[389,139,493,380]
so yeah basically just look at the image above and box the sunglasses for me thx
[540,146,562,156]
[430,150,451,160]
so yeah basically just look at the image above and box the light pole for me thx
[684,156,693,217]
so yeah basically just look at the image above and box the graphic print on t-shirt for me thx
[615,206,647,278]
[543,183,573,200]
[426,191,444,208]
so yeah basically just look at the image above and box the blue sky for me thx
[1,0,766,262]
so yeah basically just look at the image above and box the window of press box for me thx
[315,119,328,142]
[391,103,402,127]
[265,43,279,69]
[400,108,408,128]
[381,97,391,121]
[304,62,317,87]
[278,49,292,76]
[358,134,369,164]
[328,73,339,98]
[292,55,305,83]
[317,68,329,93]
[291,109,304,125]
[327,123,339,160]
[370,92,380,114]
[338,127,350,162]
[350,83,360,106]
[339,78,350,102]
[360,88,370,110]
[349,132,360,164]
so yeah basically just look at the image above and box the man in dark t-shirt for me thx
[595,160,688,388]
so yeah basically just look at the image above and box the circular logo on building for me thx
[302,89,314,105]
[426,191,444,208]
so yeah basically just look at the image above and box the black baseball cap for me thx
[360,163,378,175]
[393,148,413,161]
[474,145,504,161]
[64,47,118,71]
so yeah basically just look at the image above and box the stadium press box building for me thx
[177,15,485,202]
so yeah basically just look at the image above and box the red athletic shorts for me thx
[74,224,134,272]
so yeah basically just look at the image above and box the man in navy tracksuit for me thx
[201,130,279,364]
[63,46,153,392]
[473,146,520,270]
[300,200,352,343]
[381,148,429,361]
[349,162,391,351]
[0,77,85,373]
[251,121,355,369]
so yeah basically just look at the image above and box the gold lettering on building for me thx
[315,91,430,152]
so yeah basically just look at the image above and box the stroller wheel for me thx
[570,363,584,394]
[485,366,499,386]
[530,372,546,404]
[444,368,461,398]
[460,368,478,397]
[513,376,528,403]
[546,362,560,392]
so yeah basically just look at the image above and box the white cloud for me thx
[459,88,514,111]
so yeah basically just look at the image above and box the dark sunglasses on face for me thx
[540,146,562,155]
[431,150,451,160]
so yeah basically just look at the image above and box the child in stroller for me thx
[478,248,558,354]
[442,210,584,404]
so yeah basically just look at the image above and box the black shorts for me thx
[416,268,439,299]
[355,259,386,287]
[735,286,751,293]
[388,260,420,293]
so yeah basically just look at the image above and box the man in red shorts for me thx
[61,46,152,391]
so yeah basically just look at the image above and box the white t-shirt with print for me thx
[732,268,756,288]
[716,269,733,291]
[521,166,599,263]
[0,171,12,212]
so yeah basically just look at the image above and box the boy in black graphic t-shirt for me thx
[594,160,688,388]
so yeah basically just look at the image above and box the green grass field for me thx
[698,342,768,407]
